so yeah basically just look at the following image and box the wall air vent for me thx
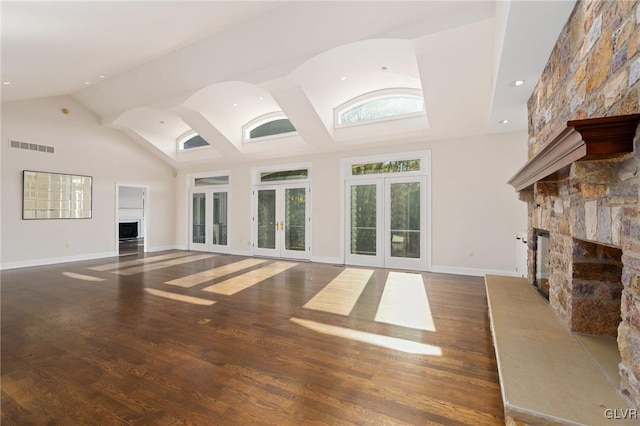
[9,140,55,154]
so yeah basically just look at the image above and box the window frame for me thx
[334,88,425,128]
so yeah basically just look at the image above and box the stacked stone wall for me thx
[526,0,640,409]
[528,0,640,156]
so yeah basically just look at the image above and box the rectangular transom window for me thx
[351,159,420,176]
[260,169,308,182]
[194,176,230,186]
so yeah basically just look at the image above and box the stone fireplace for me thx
[509,0,640,411]
[511,114,640,408]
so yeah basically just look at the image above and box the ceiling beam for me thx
[180,111,242,159]
[119,128,179,169]
[270,85,335,148]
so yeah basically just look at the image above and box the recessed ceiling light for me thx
[499,119,509,124]
[509,80,525,87]
[340,76,347,81]
[3,81,11,85]
[232,103,238,107]
[84,81,91,85]
[258,96,264,100]
[99,75,106,79]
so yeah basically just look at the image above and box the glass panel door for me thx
[212,191,228,249]
[256,187,278,255]
[189,188,229,253]
[385,176,427,270]
[190,191,207,250]
[253,184,310,259]
[345,176,427,270]
[345,179,382,267]
[282,185,309,259]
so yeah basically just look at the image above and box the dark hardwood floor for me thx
[1,251,504,425]
[119,238,145,256]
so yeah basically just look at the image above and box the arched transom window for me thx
[244,113,297,142]
[336,89,425,126]
[178,132,210,150]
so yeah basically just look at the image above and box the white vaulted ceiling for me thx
[1,1,576,168]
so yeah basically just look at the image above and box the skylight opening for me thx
[335,89,425,127]
[243,112,297,142]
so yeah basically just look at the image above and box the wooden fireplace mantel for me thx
[508,114,640,191]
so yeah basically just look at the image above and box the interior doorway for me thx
[116,185,147,256]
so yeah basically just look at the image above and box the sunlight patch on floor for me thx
[62,272,106,282]
[115,254,216,276]
[165,258,268,288]
[88,252,191,272]
[374,272,435,331]
[290,317,442,356]
[303,268,373,315]
[144,288,216,306]
[202,261,297,296]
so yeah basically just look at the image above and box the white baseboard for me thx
[310,256,343,265]
[429,265,520,278]
[229,248,252,257]
[147,245,178,253]
[1,251,117,271]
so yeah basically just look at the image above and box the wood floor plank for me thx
[114,253,216,275]
[303,267,373,315]
[165,258,268,287]
[88,251,192,271]
[1,251,504,425]
[202,260,297,295]
[374,271,435,331]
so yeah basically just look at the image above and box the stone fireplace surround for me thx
[509,114,640,409]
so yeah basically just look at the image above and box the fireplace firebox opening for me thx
[533,229,550,300]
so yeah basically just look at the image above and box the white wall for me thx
[176,131,528,276]
[1,96,177,269]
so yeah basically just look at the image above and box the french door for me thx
[345,176,427,270]
[253,184,310,260]
[189,188,229,252]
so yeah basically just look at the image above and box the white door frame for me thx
[252,183,310,260]
[115,183,149,255]
[251,163,312,260]
[340,150,431,271]
[188,187,230,253]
